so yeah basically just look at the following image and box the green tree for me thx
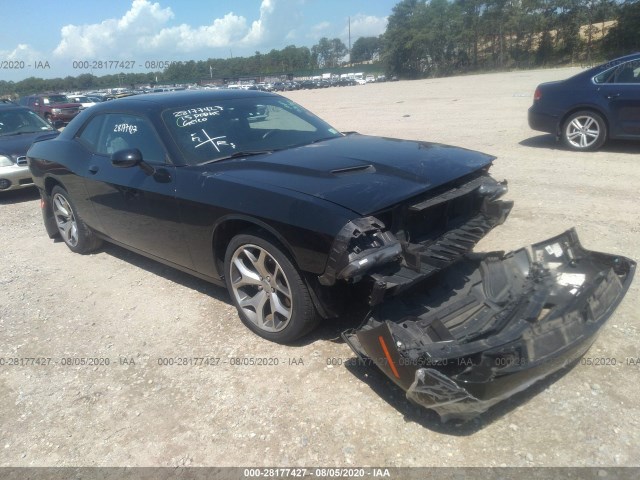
[351,36,383,63]
[382,0,424,77]
[312,37,348,68]
[602,0,639,55]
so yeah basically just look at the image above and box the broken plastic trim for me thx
[343,229,635,421]
[318,217,402,286]
[319,174,512,298]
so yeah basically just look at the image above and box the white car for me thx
[66,95,100,109]
[0,104,58,191]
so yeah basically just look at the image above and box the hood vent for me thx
[16,156,28,166]
[331,164,375,176]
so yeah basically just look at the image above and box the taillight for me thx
[533,87,542,102]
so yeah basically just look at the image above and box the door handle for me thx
[88,165,99,174]
[606,93,621,100]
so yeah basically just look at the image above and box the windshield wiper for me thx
[0,130,54,137]
[197,149,275,165]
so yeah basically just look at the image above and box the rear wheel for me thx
[224,233,319,343]
[51,186,102,253]
[561,111,607,151]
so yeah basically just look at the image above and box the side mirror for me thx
[111,148,155,175]
[111,148,142,168]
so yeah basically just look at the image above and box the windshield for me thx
[162,96,343,165]
[0,108,55,136]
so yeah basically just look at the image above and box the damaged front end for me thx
[343,229,635,421]
[319,172,513,306]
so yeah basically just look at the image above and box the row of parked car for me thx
[1,53,638,193]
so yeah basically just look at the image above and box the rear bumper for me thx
[528,106,559,135]
[343,229,635,421]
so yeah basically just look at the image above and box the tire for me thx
[224,233,319,343]
[44,113,52,125]
[51,186,102,254]
[561,110,607,151]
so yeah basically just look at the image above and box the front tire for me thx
[51,186,102,254]
[224,233,319,343]
[561,111,607,151]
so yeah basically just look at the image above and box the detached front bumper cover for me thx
[344,229,635,421]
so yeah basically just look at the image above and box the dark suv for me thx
[18,94,82,127]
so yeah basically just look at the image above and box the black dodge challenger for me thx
[27,90,634,420]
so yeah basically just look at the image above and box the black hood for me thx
[217,135,495,215]
[0,130,59,160]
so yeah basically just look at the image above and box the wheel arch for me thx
[212,215,298,278]
[44,175,64,197]
[40,177,66,238]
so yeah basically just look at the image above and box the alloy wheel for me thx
[229,244,293,332]
[52,193,79,247]
[565,115,601,149]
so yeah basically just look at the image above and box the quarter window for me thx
[76,115,105,151]
[614,62,640,83]
[77,113,167,163]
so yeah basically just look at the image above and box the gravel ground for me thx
[1,67,639,468]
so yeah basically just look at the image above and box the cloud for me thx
[52,0,303,59]
[0,44,43,62]
[146,13,249,51]
[344,14,388,39]
[54,0,174,58]
[308,21,331,39]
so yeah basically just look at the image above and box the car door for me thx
[598,60,640,138]
[79,112,193,268]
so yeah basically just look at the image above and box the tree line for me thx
[1,1,639,97]
[382,0,639,78]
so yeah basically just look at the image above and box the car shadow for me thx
[0,187,39,204]
[95,241,230,303]
[520,134,640,153]
[344,356,579,435]
[91,240,371,345]
[60,239,585,430]
[519,134,560,149]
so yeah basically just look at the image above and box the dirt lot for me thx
[1,67,639,468]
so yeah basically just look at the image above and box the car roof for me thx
[0,103,29,111]
[90,89,278,113]
[591,52,640,72]
[567,52,640,82]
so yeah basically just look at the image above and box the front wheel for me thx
[561,111,607,151]
[224,233,319,343]
[51,186,102,254]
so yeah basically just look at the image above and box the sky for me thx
[0,0,397,81]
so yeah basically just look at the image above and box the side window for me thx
[614,62,640,84]
[96,114,167,164]
[76,115,106,152]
